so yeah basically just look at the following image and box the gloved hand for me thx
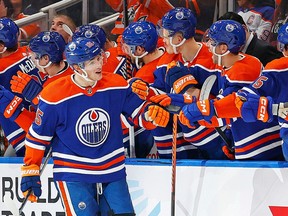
[179,110,196,128]
[150,93,197,114]
[198,116,230,128]
[10,71,42,102]
[129,78,152,100]
[21,164,41,202]
[165,61,197,94]
[0,85,23,121]
[181,99,216,123]
[235,93,274,123]
[143,103,169,127]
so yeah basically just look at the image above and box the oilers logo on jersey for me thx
[76,108,110,147]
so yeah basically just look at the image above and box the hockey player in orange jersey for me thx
[18,37,169,214]
[121,20,165,157]
[0,31,73,140]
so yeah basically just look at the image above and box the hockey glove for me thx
[0,85,23,121]
[143,103,169,127]
[150,93,197,114]
[10,71,42,102]
[179,110,196,129]
[183,99,216,122]
[21,164,41,202]
[165,61,197,94]
[235,93,273,123]
[198,116,231,128]
[129,78,153,100]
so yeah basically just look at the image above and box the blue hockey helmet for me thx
[122,21,158,54]
[208,20,246,54]
[72,24,106,49]
[0,18,19,48]
[158,7,197,39]
[65,37,102,66]
[29,31,66,63]
[277,23,288,52]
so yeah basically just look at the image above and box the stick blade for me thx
[3,194,20,216]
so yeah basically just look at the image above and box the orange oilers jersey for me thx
[134,55,160,84]
[25,72,153,182]
[107,0,174,35]
[219,54,263,97]
[264,56,288,70]
[42,61,74,87]
[103,47,127,79]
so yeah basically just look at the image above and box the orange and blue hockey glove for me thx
[179,99,216,126]
[165,61,198,94]
[235,93,273,123]
[150,93,197,114]
[0,85,23,121]
[128,78,155,100]
[21,164,41,202]
[10,71,42,103]
[143,103,170,127]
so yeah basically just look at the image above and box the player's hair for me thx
[53,13,77,32]
[217,12,246,26]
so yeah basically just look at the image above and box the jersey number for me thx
[252,76,268,89]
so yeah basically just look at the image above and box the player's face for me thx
[122,43,136,57]
[161,29,173,54]
[83,54,104,81]
[26,48,46,71]
[50,16,72,43]
[207,39,222,65]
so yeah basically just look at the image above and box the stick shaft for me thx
[171,114,178,216]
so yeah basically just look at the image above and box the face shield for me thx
[156,20,185,54]
[75,50,106,84]
[26,47,52,72]
[121,41,147,69]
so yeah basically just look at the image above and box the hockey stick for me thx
[198,75,234,155]
[121,0,137,158]
[3,147,53,216]
[170,75,217,216]
[123,0,129,27]
[171,113,178,216]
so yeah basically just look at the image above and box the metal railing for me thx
[15,0,86,30]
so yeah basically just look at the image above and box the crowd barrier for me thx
[1,158,288,216]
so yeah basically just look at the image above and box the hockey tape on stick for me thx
[199,75,217,101]
[199,75,234,154]
[273,102,288,118]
